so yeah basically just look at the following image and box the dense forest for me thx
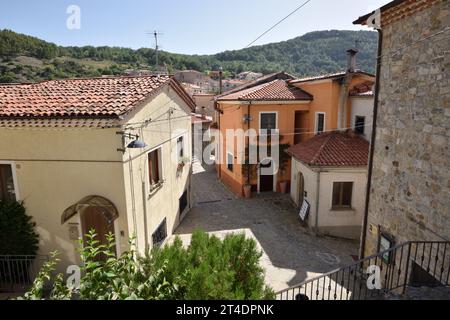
[0,29,378,83]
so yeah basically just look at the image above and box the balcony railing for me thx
[0,255,48,294]
[276,241,450,300]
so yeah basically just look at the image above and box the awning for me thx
[61,195,119,225]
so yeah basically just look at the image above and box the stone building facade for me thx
[355,0,449,256]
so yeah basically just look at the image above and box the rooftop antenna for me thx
[146,30,164,72]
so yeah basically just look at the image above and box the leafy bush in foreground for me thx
[21,230,274,300]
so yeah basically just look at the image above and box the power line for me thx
[245,0,312,48]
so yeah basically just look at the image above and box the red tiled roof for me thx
[289,70,375,84]
[217,79,313,102]
[0,75,195,118]
[350,81,375,96]
[287,131,369,167]
[216,72,295,99]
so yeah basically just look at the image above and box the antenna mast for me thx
[146,30,164,72]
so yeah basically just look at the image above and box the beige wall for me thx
[121,85,192,255]
[290,159,367,240]
[0,127,129,269]
[0,85,192,269]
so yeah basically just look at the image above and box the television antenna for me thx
[146,30,164,70]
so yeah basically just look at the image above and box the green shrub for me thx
[22,230,274,300]
[0,201,39,255]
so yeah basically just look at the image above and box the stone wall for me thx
[365,1,450,255]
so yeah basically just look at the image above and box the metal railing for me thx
[0,255,48,294]
[276,241,450,300]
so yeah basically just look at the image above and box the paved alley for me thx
[174,158,359,292]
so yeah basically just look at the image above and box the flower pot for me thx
[279,181,288,194]
[243,185,252,199]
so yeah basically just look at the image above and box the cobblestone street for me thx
[173,158,359,292]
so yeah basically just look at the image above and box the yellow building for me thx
[0,75,195,269]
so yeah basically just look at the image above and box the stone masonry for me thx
[365,0,450,255]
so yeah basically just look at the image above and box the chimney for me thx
[347,49,358,73]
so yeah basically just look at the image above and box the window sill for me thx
[149,180,165,197]
[331,207,355,212]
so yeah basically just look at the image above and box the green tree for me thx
[0,201,39,255]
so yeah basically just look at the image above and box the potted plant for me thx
[278,144,291,194]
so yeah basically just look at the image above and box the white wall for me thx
[290,158,367,240]
[351,96,374,140]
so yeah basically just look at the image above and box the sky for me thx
[0,0,391,55]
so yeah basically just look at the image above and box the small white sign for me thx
[299,200,310,221]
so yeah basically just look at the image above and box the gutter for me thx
[359,29,383,260]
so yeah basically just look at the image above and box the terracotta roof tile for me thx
[217,79,313,102]
[216,72,295,99]
[0,76,195,118]
[287,131,370,167]
[289,70,375,84]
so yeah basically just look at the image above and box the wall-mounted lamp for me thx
[117,132,147,153]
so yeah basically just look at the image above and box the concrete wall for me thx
[290,159,367,240]
[350,96,374,141]
[364,1,450,256]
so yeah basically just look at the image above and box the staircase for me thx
[276,241,450,300]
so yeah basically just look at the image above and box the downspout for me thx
[247,102,252,185]
[215,99,221,179]
[359,29,383,260]
[314,169,321,235]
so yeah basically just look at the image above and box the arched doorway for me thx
[62,196,119,256]
[80,206,115,248]
[297,172,305,206]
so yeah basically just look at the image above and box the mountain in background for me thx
[0,29,378,84]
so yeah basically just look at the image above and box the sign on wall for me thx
[299,200,310,221]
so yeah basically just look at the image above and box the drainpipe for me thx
[215,99,222,179]
[359,30,383,260]
[246,102,252,185]
[314,169,321,235]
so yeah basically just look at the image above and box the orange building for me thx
[216,52,375,197]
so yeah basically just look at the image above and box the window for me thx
[378,233,395,264]
[177,136,185,161]
[260,113,277,135]
[152,218,167,247]
[148,149,162,187]
[316,113,325,134]
[332,182,353,209]
[355,116,366,135]
[227,153,234,172]
[0,164,16,202]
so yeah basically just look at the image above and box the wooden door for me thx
[81,206,115,257]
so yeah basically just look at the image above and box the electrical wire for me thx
[245,0,313,48]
